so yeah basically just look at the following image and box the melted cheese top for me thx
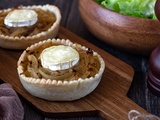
[40,45,79,71]
[4,9,38,27]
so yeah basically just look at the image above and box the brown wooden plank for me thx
[0,27,148,119]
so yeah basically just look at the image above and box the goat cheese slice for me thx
[4,9,38,27]
[40,45,80,71]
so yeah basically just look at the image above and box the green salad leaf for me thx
[95,0,157,19]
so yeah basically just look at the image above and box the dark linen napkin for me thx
[0,83,24,120]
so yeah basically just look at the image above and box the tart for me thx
[17,38,105,101]
[0,4,61,49]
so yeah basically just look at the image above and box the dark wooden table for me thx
[0,0,160,120]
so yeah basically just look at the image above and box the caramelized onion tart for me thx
[17,39,105,101]
[0,4,61,49]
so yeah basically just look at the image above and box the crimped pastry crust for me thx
[0,4,61,50]
[17,39,105,101]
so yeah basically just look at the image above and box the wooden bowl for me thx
[78,0,160,56]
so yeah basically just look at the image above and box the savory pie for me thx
[17,38,105,101]
[0,4,61,49]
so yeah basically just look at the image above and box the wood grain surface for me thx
[0,27,149,120]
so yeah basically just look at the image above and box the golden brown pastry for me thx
[17,38,105,101]
[0,4,61,49]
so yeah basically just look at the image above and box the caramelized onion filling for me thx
[0,7,56,37]
[20,45,101,81]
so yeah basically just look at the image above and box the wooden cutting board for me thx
[0,27,148,119]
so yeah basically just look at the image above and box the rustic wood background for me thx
[0,0,160,120]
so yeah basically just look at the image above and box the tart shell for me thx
[17,39,105,101]
[0,4,61,50]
